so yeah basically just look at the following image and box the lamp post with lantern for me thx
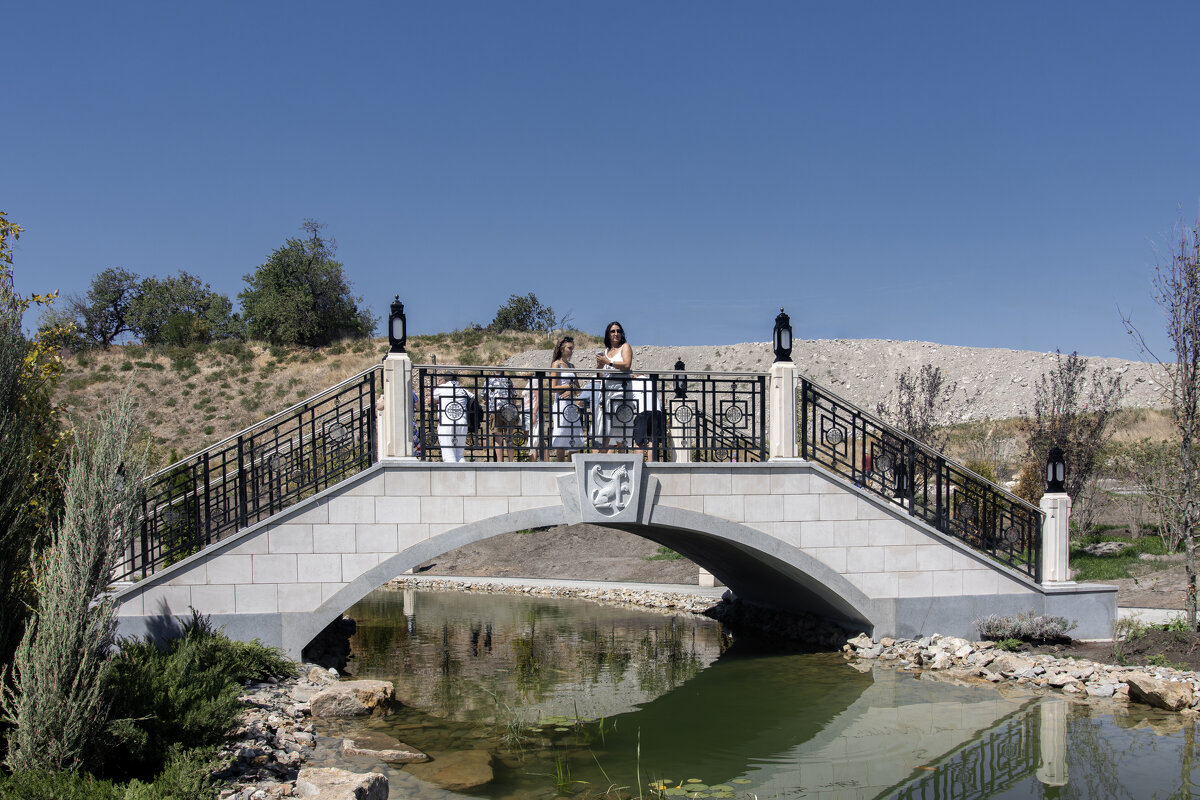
[768,308,798,459]
[382,296,417,459]
[1040,446,1071,582]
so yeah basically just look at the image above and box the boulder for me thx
[404,750,494,791]
[295,767,388,799]
[342,731,429,763]
[1126,673,1195,712]
[310,681,395,718]
[308,666,340,685]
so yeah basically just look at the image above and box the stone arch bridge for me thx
[113,354,1113,657]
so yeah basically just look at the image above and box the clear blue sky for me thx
[6,2,1198,359]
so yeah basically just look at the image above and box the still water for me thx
[310,588,1200,799]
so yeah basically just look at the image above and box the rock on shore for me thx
[844,632,1200,713]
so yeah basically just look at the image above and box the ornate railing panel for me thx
[798,377,1042,580]
[890,710,1037,800]
[116,366,381,581]
[414,366,766,463]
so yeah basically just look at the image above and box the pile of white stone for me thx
[385,577,717,615]
[214,666,397,800]
[845,633,1200,713]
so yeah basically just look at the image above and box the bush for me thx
[0,747,219,800]
[97,612,294,781]
[0,770,123,800]
[975,611,1077,643]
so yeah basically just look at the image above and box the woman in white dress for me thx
[594,320,634,453]
[432,373,474,463]
[550,337,586,461]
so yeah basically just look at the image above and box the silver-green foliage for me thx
[974,611,1077,643]
[1,396,147,772]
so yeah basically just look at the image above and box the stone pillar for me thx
[768,361,798,460]
[698,567,722,587]
[1040,492,1072,583]
[382,352,416,459]
[1036,699,1069,787]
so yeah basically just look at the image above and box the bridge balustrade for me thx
[115,366,381,581]
[413,365,767,464]
[797,376,1042,581]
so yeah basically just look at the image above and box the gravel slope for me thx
[506,338,1165,422]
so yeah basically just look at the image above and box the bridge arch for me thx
[287,504,879,657]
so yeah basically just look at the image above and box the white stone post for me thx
[768,361,798,460]
[1040,492,1072,583]
[669,399,693,463]
[1036,699,1069,787]
[698,567,721,588]
[382,352,417,459]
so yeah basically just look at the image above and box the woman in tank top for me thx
[550,336,586,461]
[594,320,633,453]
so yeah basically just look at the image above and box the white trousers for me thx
[438,427,466,462]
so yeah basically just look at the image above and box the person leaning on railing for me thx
[482,372,517,463]
[550,336,586,462]
[432,372,474,463]
[595,320,633,454]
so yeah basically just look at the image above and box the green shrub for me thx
[119,361,133,372]
[974,611,1077,643]
[0,770,123,800]
[993,638,1023,652]
[98,612,293,781]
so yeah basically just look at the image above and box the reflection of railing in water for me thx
[890,710,1038,800]
[414,365,766,463]
[115,367,381,581]
[798,378,1043,581]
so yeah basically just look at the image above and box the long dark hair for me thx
[603,321,626,350]
[552,336,574,363]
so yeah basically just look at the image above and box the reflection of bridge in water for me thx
[112,333,1116,656]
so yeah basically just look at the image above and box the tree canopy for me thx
[239,220,377,346]
[490,293,557,333]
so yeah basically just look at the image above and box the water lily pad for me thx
[709,786,733,792]
[685,783,709,790]
[732,778,752,784]
[686,779,705,784]
[664,789,687,797]
[554,727,570,732]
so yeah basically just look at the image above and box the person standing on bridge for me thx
[550,336,586,461]
[433,372,474,463]
[595,320,634,453]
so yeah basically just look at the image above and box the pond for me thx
[307,587,1200,799]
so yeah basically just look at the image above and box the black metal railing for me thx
[890,710,1037,800]
[116,366,381,581]
[798,377,1043,580]
[414,365,766,463]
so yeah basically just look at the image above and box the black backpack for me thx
[466,394,484,434]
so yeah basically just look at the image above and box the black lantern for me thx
[673,358,687,399]
[1046,446,1066,493]
[388,296,407,354]
[893,459,910,499]
[773,308,793,363]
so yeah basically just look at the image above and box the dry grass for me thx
[54,329,599,467]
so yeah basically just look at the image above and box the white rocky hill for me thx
[506,339,1166,423]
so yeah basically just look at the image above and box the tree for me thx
[876,363,959,451]
[72,267,139,349]
[1,395,147,773]
[239,220,377,346]
[128,270,238,346]
[0,213,68,696]
[489,293,557,333]
[1123,215,1200,626]
[1017,350,1125,533]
